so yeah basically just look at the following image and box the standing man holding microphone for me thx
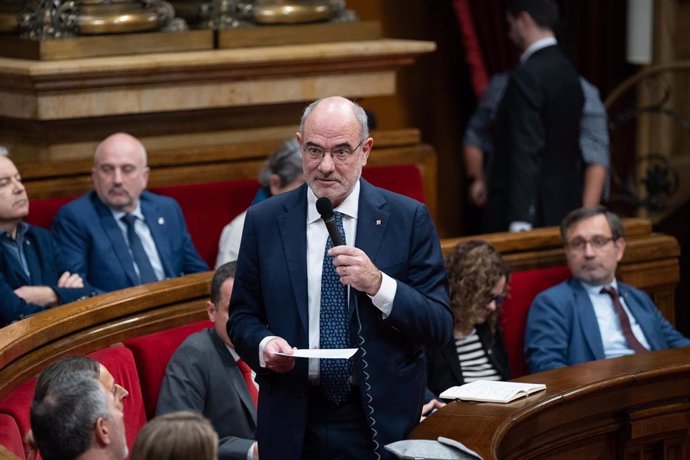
[228,96,451,460]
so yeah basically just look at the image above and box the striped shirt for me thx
[454,328,501,383]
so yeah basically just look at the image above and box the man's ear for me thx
[614,237,626,262]
[206,300,216,322]
[93,417,110,447]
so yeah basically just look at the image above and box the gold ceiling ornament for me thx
[18,0,184,39]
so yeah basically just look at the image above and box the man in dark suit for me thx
[525,206,690,373]
[228,96,452,460]
[0,156,96,326]
[484,0,585,232]
[52,132,208,292]
[157,261,257,460]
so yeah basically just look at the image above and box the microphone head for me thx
[315,196,334,218]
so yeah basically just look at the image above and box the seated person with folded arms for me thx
[132,411,218,460]
[427,241,511,397]
[216,138,303,266]
[525,205,690,373]
[0,156,96,327]
[52,132,208,293]
[157,261,257,460]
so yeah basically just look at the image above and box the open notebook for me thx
[439,380,546,404]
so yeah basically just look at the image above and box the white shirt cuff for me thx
[368,272,397,318]
[509,221,533,232]
[258,336,277,368]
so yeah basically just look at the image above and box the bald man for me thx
[228,97,451,459]
[53,133,207,292]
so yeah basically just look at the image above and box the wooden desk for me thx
[411,347,690,459]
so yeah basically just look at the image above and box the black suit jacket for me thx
[426,323,511,397]
[486,44,585,231]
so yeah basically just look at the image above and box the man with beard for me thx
[53,133,207,292]
[525,206,690,373]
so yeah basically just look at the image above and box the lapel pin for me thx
[376,219,381,226]
[158,217,165,225]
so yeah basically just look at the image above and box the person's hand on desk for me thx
[420,399,445,422]
[330,246,382,296]
[263,337,296,373]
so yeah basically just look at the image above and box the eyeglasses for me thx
[303,140,364,164]
[565,236,615,252]
[488,292,507,308]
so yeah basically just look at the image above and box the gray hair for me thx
[299,97,369,144]
[559,205,625,241]
[257,138,303,189]
[31,371,110,460]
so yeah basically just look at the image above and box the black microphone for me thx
[316,197,345,247]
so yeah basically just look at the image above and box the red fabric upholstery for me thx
[0,378,36,440]
[0,410,26,459]
[150,180,258,268]
[363,164,426,204]
[88,346,147,452]
[500,265,572,377]
[24,196,74,230]
[122,320,212,420]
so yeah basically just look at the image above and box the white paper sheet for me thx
[275,348,358,359]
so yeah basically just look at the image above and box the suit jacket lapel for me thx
[209,329,257,425]
[618,284,658,350]
[23,231,43,285]
[352,180,389,317]
[92,194,139,286]
[278,186,309,333]
[573,280,606,360]
[141,195,173,277]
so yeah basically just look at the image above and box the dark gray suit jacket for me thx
[486,44,585,231]
[157,328,257,460]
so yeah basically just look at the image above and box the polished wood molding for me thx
[0,272,212,400]
[411,347,690,459]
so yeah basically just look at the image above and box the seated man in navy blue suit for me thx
[0,156,96,326]
[228,96,452,460]
[52,132,208,293]
[525,206,690,373]
[158,261,258,460]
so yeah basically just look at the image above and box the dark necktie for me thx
[236,359,258,407]
[600,287,648,353]
[121,214,158,284]
[319,211,350,404]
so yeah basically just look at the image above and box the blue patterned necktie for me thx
[319,211,350,404]
[121,214,158,284]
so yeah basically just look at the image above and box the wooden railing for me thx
[410,346,690,459]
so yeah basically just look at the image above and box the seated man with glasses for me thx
[525,205,689,374]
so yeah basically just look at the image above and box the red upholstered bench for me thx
[0,413,24,459]
[500,265,572,377]
[123,320,212,420]
[0,345,147,459]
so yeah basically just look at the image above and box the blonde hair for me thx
[131,412,218,460]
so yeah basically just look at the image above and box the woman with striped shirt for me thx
[427,241,511,397]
